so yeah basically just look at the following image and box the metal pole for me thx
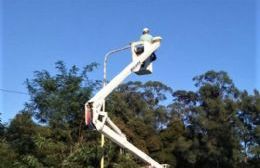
[101,45,130,168]
[103,45,131,85]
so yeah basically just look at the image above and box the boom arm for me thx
[85,37,165,168]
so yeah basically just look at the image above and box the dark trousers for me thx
[150,53,157,61]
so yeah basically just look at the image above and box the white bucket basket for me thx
[131,37,162,75]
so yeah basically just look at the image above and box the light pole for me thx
[101,45,131,168]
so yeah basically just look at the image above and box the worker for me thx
[140,27,153,42]
[140,28,157,61]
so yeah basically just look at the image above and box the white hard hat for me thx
[143,27,149,33]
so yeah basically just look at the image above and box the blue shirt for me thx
[140,34,153,42]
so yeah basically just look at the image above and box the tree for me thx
[105,81,172,164]
[2,63,260,168]
[165,71,243,168]
[19,61,141,167]
[193,71,241,168]
[238,90,260,165]
[0,113,4,138]
[111,81,172,129]
[26,61,100,143]
[0,139,18,168]
[7,111,37,155]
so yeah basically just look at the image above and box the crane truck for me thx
[85,36,168,168]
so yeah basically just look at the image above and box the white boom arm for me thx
[85,37,165,168]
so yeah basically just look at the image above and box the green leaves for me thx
[0,139,18,167]
[1,62,259,168]
[62,143,101,168]
[0,113,4,138]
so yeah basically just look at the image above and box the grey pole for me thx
[101,44,131,168]
[103,45,131,86]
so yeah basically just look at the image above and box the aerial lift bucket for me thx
[131,37,162,75]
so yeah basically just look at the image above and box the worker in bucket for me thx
[140,28,157,61]
[140,28,153,42]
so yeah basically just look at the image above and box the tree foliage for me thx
[0,63,259,168]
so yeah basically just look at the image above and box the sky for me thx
[0,0,259,123]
